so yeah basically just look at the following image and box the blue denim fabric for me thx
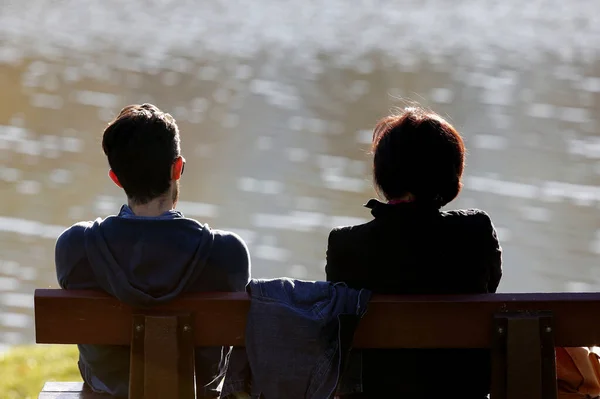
[222,278,371,399]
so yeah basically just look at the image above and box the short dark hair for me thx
[102,104,180,204]
[371,107,465,207]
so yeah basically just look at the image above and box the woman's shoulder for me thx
[440,208,497,231]
[441,208,492,219]
[328,219,377,240]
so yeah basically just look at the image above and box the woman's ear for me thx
[172,156,184,180]
[108,169,123,188]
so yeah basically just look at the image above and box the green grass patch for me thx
[0,344,81,399]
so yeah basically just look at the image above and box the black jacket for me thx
[325,199,502,398]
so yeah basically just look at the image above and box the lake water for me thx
[1,0,600,352]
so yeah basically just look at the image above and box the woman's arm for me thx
[488,250,502,293]
[325,229,342,283]
[325,228,363,288]
[481,213,503,293]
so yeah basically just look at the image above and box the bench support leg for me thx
[129,314,195,399]
[491,312,557,399]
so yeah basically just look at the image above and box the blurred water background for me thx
[1,0,600,352]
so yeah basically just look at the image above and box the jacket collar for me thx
[364,198,440,219]
[118,204,184,220]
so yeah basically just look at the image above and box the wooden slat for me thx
[490,317,507,399]
[42,382,87,392]
[505,316,543,399]
[143,316,180,399]
[39,382,107,399]
[129,315,195,399]
[178,314,195,399]
[128,315,145,399]
[539,316,558,398]
[39,392,104,399]
[34,290,248,347]
[490,313,558,399]
[34,289,600,348]
[354,294,600,348]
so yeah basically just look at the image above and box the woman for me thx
[326,107,502,398]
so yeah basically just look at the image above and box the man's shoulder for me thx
[55,220,98,289]
[211,229,250,259]
[208,228,251,272]
[56,220,95,246]
[211,228,247,247]
[63,220,95,232]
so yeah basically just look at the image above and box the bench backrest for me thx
[34,289,600,399]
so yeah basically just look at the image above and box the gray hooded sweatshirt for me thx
[55,205,251,398]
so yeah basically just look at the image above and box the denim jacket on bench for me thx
[222,278,371,399]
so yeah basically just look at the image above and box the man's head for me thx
[102,104,185,206]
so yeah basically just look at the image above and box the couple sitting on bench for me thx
[55,103,503,398]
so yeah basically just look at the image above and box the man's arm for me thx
[196,231,251,399]
[55,222,97,289]
[220,231,251,292]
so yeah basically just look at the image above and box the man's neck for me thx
[128,196,174,217]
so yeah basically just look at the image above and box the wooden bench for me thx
[34,289,600,399]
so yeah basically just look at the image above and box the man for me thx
[55,103,251,398]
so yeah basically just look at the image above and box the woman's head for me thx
[371,107,465,207]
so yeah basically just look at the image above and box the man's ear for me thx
[172,156,184,180]
[108,169,123,188]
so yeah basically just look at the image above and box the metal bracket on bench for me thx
[491,312,557,399]
[129,314,195,399]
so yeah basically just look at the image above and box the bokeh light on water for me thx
[1,0,600,351]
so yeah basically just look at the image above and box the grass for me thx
[0,344,81,399]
